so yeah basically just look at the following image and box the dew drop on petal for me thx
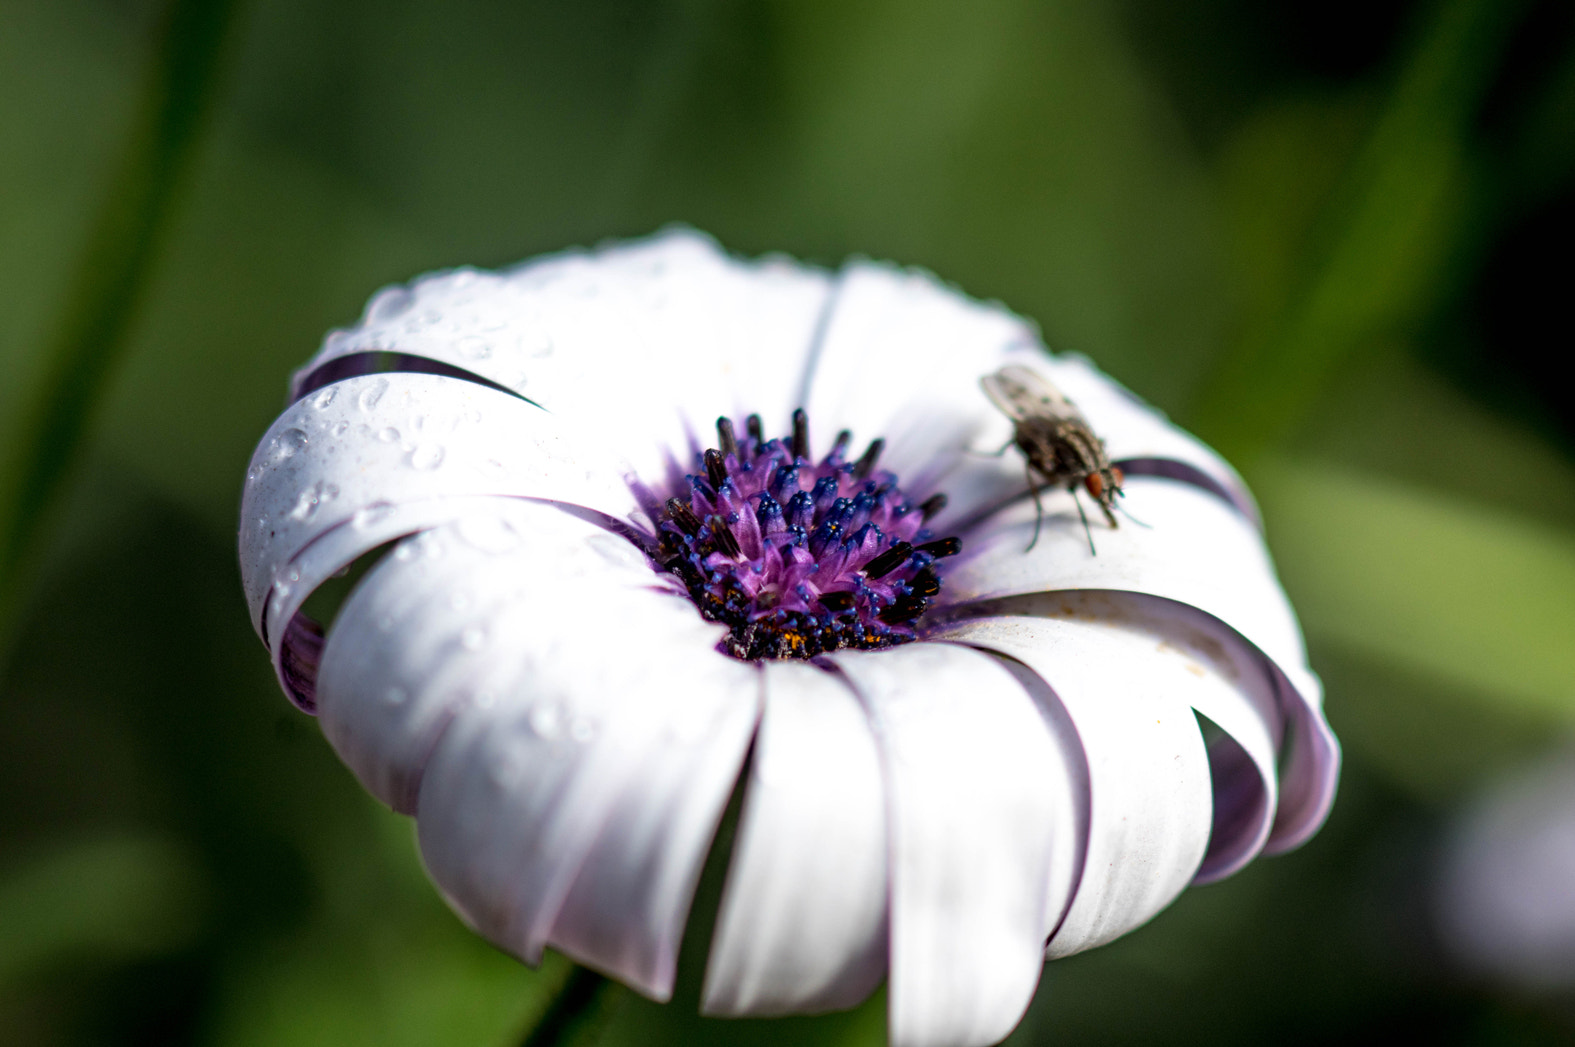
[366,286,413,322]
[569,716,597,744]
[332,421,350,437]
[357,378,390,412]
[378,427,400,444]
[408,444,445,470]
[352,502,396,529]
[528,703,562,739]
[288,481,340,521]
[393,544,416,562]
[457,336,493,360]
[271,428,308,461]
[460,626,487,651]
[311,387,338,410]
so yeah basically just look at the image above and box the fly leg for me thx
[1024,462,1046,552]
[1070,483,1096,555]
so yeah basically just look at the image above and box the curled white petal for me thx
[239,372,633,637]
[946,476,1338,851]
[831,643,1081,1047]
[937,615,1214,957]
[317,500,758,998]
[702,661,889,1016]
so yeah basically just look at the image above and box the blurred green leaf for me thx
[0,833,209,984]
[1256,458,1575,721]
[0,0,239,639]
[1192,0,1526,459]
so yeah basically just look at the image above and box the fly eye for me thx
[1085,473,1104,497]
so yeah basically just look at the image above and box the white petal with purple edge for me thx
[314,500,666,811]
[831,642,1080,1047]
[400,515,759,999]
[239,371,633,636]
[290,230,832,482]
[946,475,1338,851]
[702,661,888,1017]
[935,615,1216,955]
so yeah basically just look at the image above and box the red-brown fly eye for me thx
[1085,472,1104,497]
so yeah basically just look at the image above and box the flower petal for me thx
[702,661,888,1017]
[317,500,760,998]
[934,614,1219,957]
[830,642,1081,1047]
[944,475,1338,851]
[799,261,1038,513]
[799,262,1249,529]
[239,371,633,639]
[290,230,833,482]
[314,499,662,810]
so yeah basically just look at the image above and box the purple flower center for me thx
[652,410,959,661]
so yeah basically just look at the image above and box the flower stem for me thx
[519,965,624,1047]
[0,0,241,645]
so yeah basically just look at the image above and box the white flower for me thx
[239,229,1339,1047]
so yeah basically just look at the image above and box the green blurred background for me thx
[2,0,1573,1043]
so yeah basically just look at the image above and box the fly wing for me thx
[980,364,1085,424]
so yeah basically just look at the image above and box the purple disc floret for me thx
[650,410,959,661]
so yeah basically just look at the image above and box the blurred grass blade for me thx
[0,833,208,984]
[0,0,241,625]
[1255,459,1575,721]
[1190,0,1526,461]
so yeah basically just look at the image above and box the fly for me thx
[979,364,1125,553]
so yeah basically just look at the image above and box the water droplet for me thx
[271,428,309,461]
[357,377,390,412]
[366,286,413,322]
[352,502,396,529]
[569,716,597,744]
[528,703,562,739]
[332,421,350,437]
[394,544,416,562]
[457,336,493,360]
[288,481,340,521]
[460,626,486,651]
[378,427,400,443]
[408,444,445,470]
[311,387,338,410]
[385,686,408,705]
[284,566,301,583]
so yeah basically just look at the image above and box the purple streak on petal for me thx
[1113,457,1260,529]
[1194,723,1269,883]
[279,612,324,713]
[291,351,536,406]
